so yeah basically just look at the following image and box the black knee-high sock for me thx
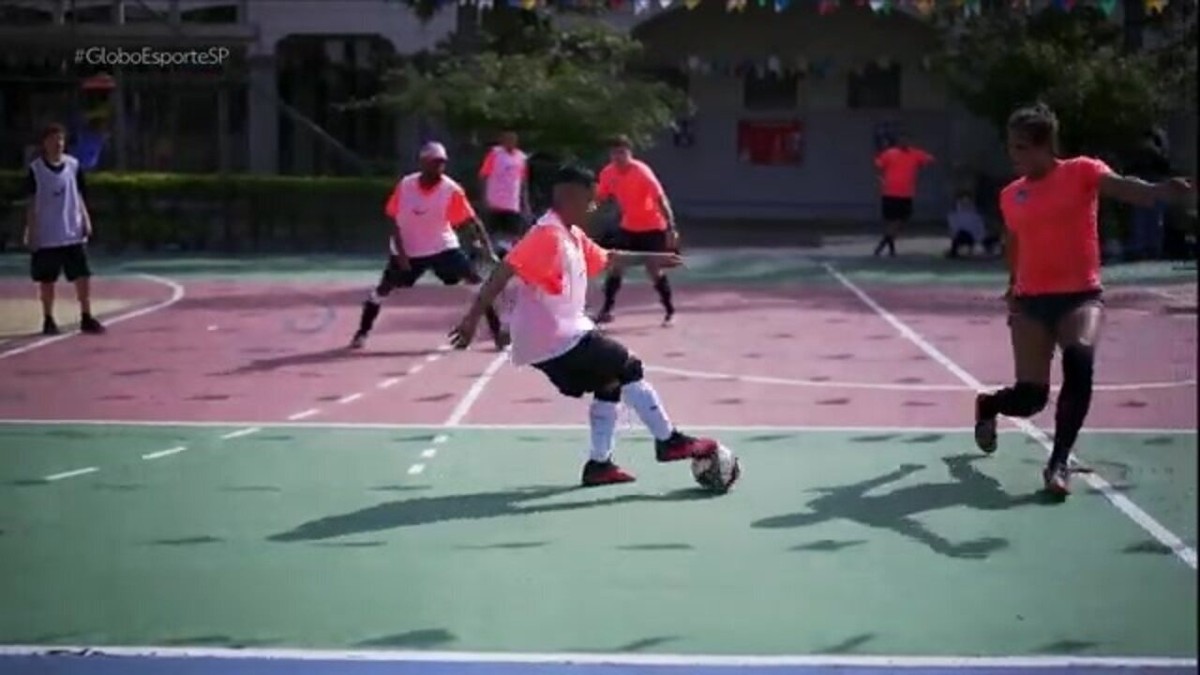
[874,236,889,256]
[1050,346,1096,467]
[653,276,674,315]
[358,300,381,335]
[886,236,897,256]
[601,274,623,314]
[980,382,1050,418]
[484,306,502,337]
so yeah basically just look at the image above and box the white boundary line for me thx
[0,274,185,361]
[823,262,1199,571]
[0,419,1193,435]
[0,645,1193,668]
[647,365,1196,393]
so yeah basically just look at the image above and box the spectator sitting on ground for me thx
[945,192,999,258]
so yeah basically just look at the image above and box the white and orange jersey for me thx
[503,210,609,366]
[478,145,528,214]
[383,173,476,258]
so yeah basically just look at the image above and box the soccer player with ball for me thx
[449,165,738,492]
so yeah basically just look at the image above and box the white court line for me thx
[219,427,260,440]
[420,448,437,459]
[287,409,319,421]
[206,325,218,332]
[0,419,1193,435]
[0,274,185,361]
[141,446,186,460]
[398,350,509,478]
[377,378,401,389]
[443,351,509,427]
[0,645,1192,669]
[824,262,1198,571]
[43,466,98,481]
[337,393,363,404]
[648,364,1195,393]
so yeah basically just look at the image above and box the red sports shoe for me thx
[581,460,636,487]
[655,431,717,462]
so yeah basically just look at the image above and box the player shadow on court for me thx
[267,485,713,543]
[753,455,1046,560]
[218,347,436,375]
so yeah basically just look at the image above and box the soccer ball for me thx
[691,443,740,494]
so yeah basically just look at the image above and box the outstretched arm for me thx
[449,262,514,349]
[605,249,682,273]
[1100,173,1194,208]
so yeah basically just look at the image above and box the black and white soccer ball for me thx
[691,443,740,494]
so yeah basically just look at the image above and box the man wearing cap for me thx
[350,141,506,350]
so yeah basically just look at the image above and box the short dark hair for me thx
[1007,103,1059,151]
[609,134,632,150]
[39,123,66,142]
[552,165,596,188]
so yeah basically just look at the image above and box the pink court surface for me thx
[0,250,1195,675]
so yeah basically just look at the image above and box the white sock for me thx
[621,380,673,441]
[588,399,619,462]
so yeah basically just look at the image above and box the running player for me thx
[448,165,718,486]
[973,104,1194,498]
[351,142,505,350]
[477,129,529,258]
[21,123,105,336]
[874,134,935,257]
[593,136,679,326]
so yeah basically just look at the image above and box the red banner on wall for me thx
[737,119,803,166]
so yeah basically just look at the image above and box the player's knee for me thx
[617,356,644,386]
[368,287,388,303]
[1011,381,1050,416]
[1061,344,1095,389]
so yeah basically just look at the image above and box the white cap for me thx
[419,141,448,161]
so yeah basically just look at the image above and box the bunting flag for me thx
[677,52,939,79]
[444,0,1184,13]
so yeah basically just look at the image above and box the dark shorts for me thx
[378,248,479,292]
[1014,290,1104,332]
[532,331,632,398]
[30,243,91,283]
[614,229,671,253]
[487,210,525,239]
[881,196,913,222]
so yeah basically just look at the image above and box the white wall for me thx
[628,3,972,220]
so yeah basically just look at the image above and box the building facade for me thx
[2,0,1194,221]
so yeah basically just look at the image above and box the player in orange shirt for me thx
[448,166,720,487]
[973,104,1194,498]
[593,136,679,326]
[873,134,934,257]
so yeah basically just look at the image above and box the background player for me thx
[874,134,935,257]
[448,165,717,487]
[593,135,680,326]
[351,142,505,350]
[21,123,105,336]
[477,129,530,258]
[973,104,1195,498]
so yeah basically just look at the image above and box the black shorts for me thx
[614,229,671,253]
[881,197,913,222]
[487,210,525,239]
[30,243,91,283]
[1014,290,1104,332]
[532,331,632,398]
[379,249,479,291]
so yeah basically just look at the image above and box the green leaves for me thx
[934,5,1192,157]
[373,17,687,162]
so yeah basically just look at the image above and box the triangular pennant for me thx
[684,0,701,8]
[635,0,650,12]
[659,0,673,7]
[774,0,789,9]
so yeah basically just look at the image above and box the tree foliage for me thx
[933,4,1196,157]
[372,11,688,162]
